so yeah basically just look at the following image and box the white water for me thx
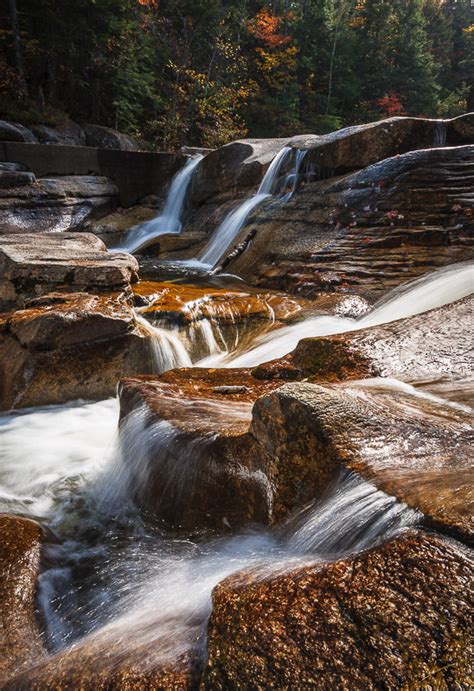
[136,313,192,371]
[0,259,469,678]
[113,155,203,254]
[199,193,271,267]
[0,398,118,518]
[200,262,474,367]
[199,146,306,268]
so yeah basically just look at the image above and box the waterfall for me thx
[433,121,447,148]
[113,155,203,254]
[200,261,474,367]
[135,313,192,372]
[199,146,306,268]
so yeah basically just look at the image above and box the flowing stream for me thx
[2,135,473,681]
[1,260,471,680]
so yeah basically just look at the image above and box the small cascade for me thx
[433,121,448,148]
[135,313,192,372]
[199,193,271,268]
[114,155,203,254]
[199,146,306,268]
[201,261,474,367]
[287,472,420,557]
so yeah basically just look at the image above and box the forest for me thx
[1,0,473,149]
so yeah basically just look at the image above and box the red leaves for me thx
[376,92,406,117]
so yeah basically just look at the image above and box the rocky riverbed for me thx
[0,114,473,689]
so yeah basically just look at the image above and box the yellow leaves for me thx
[463,24,474,35]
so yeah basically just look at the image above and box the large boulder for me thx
[252,380,473,542]
[192,137,292,203]
[289,114,473,171]
[224,145,474,297]
[0,291,154,409]
[30,121,86,146]
[203,531,473,689]
[0,121,37,144]
[0,232,138,310]
[0,515,46,685]
[0,174,119,234]
[83,124,141,151]
[118,369,279,532]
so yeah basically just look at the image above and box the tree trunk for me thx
[9,0,28,98]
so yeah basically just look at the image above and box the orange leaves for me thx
[137,0,158,8]
[247,9,291,50]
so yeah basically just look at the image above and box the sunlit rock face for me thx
[0,175,119,234]
[253,380,473,542]
[0,516,46,685]
[0,232,138,310]
[292,294,473,385]
[225,145,474,298]
[0,291,154,410]
[203,531,473,689]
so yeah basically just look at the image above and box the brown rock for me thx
[0,232,138,310]
[118,369,281,531]
[7,648,199,690]
[0,291,154,410]
[252,380,474,542]
[203,531,474,689]
[0,515,46,685]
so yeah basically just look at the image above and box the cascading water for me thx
[0,388,419,668]
[113,155,203,254]
[1,259,469,681]
[199,146,306,268]
[135,312,192,372]
[200,261,474,367]
[433,120,448,148]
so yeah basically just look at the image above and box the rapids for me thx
[1,259,471,675]
[199,261,474,367]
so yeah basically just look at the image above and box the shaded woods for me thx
[1,0,473,149]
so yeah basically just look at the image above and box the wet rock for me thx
[30,121,86,146]
[83,203,160,246]
[192,138,292,203]
[118,369,285,531]
[0,515,46,685]
[252,380,474,542]
[0,121,37,143]
[289,115,470,170]
[0,174,119,234]
[203,531,473,689]
[293,294,473,383]
[226,145,474,298]
[134,280,307,325]
[0,291,153,409]
[0,232,138,310]
[84,124,141,151]
[6,637,199,690]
